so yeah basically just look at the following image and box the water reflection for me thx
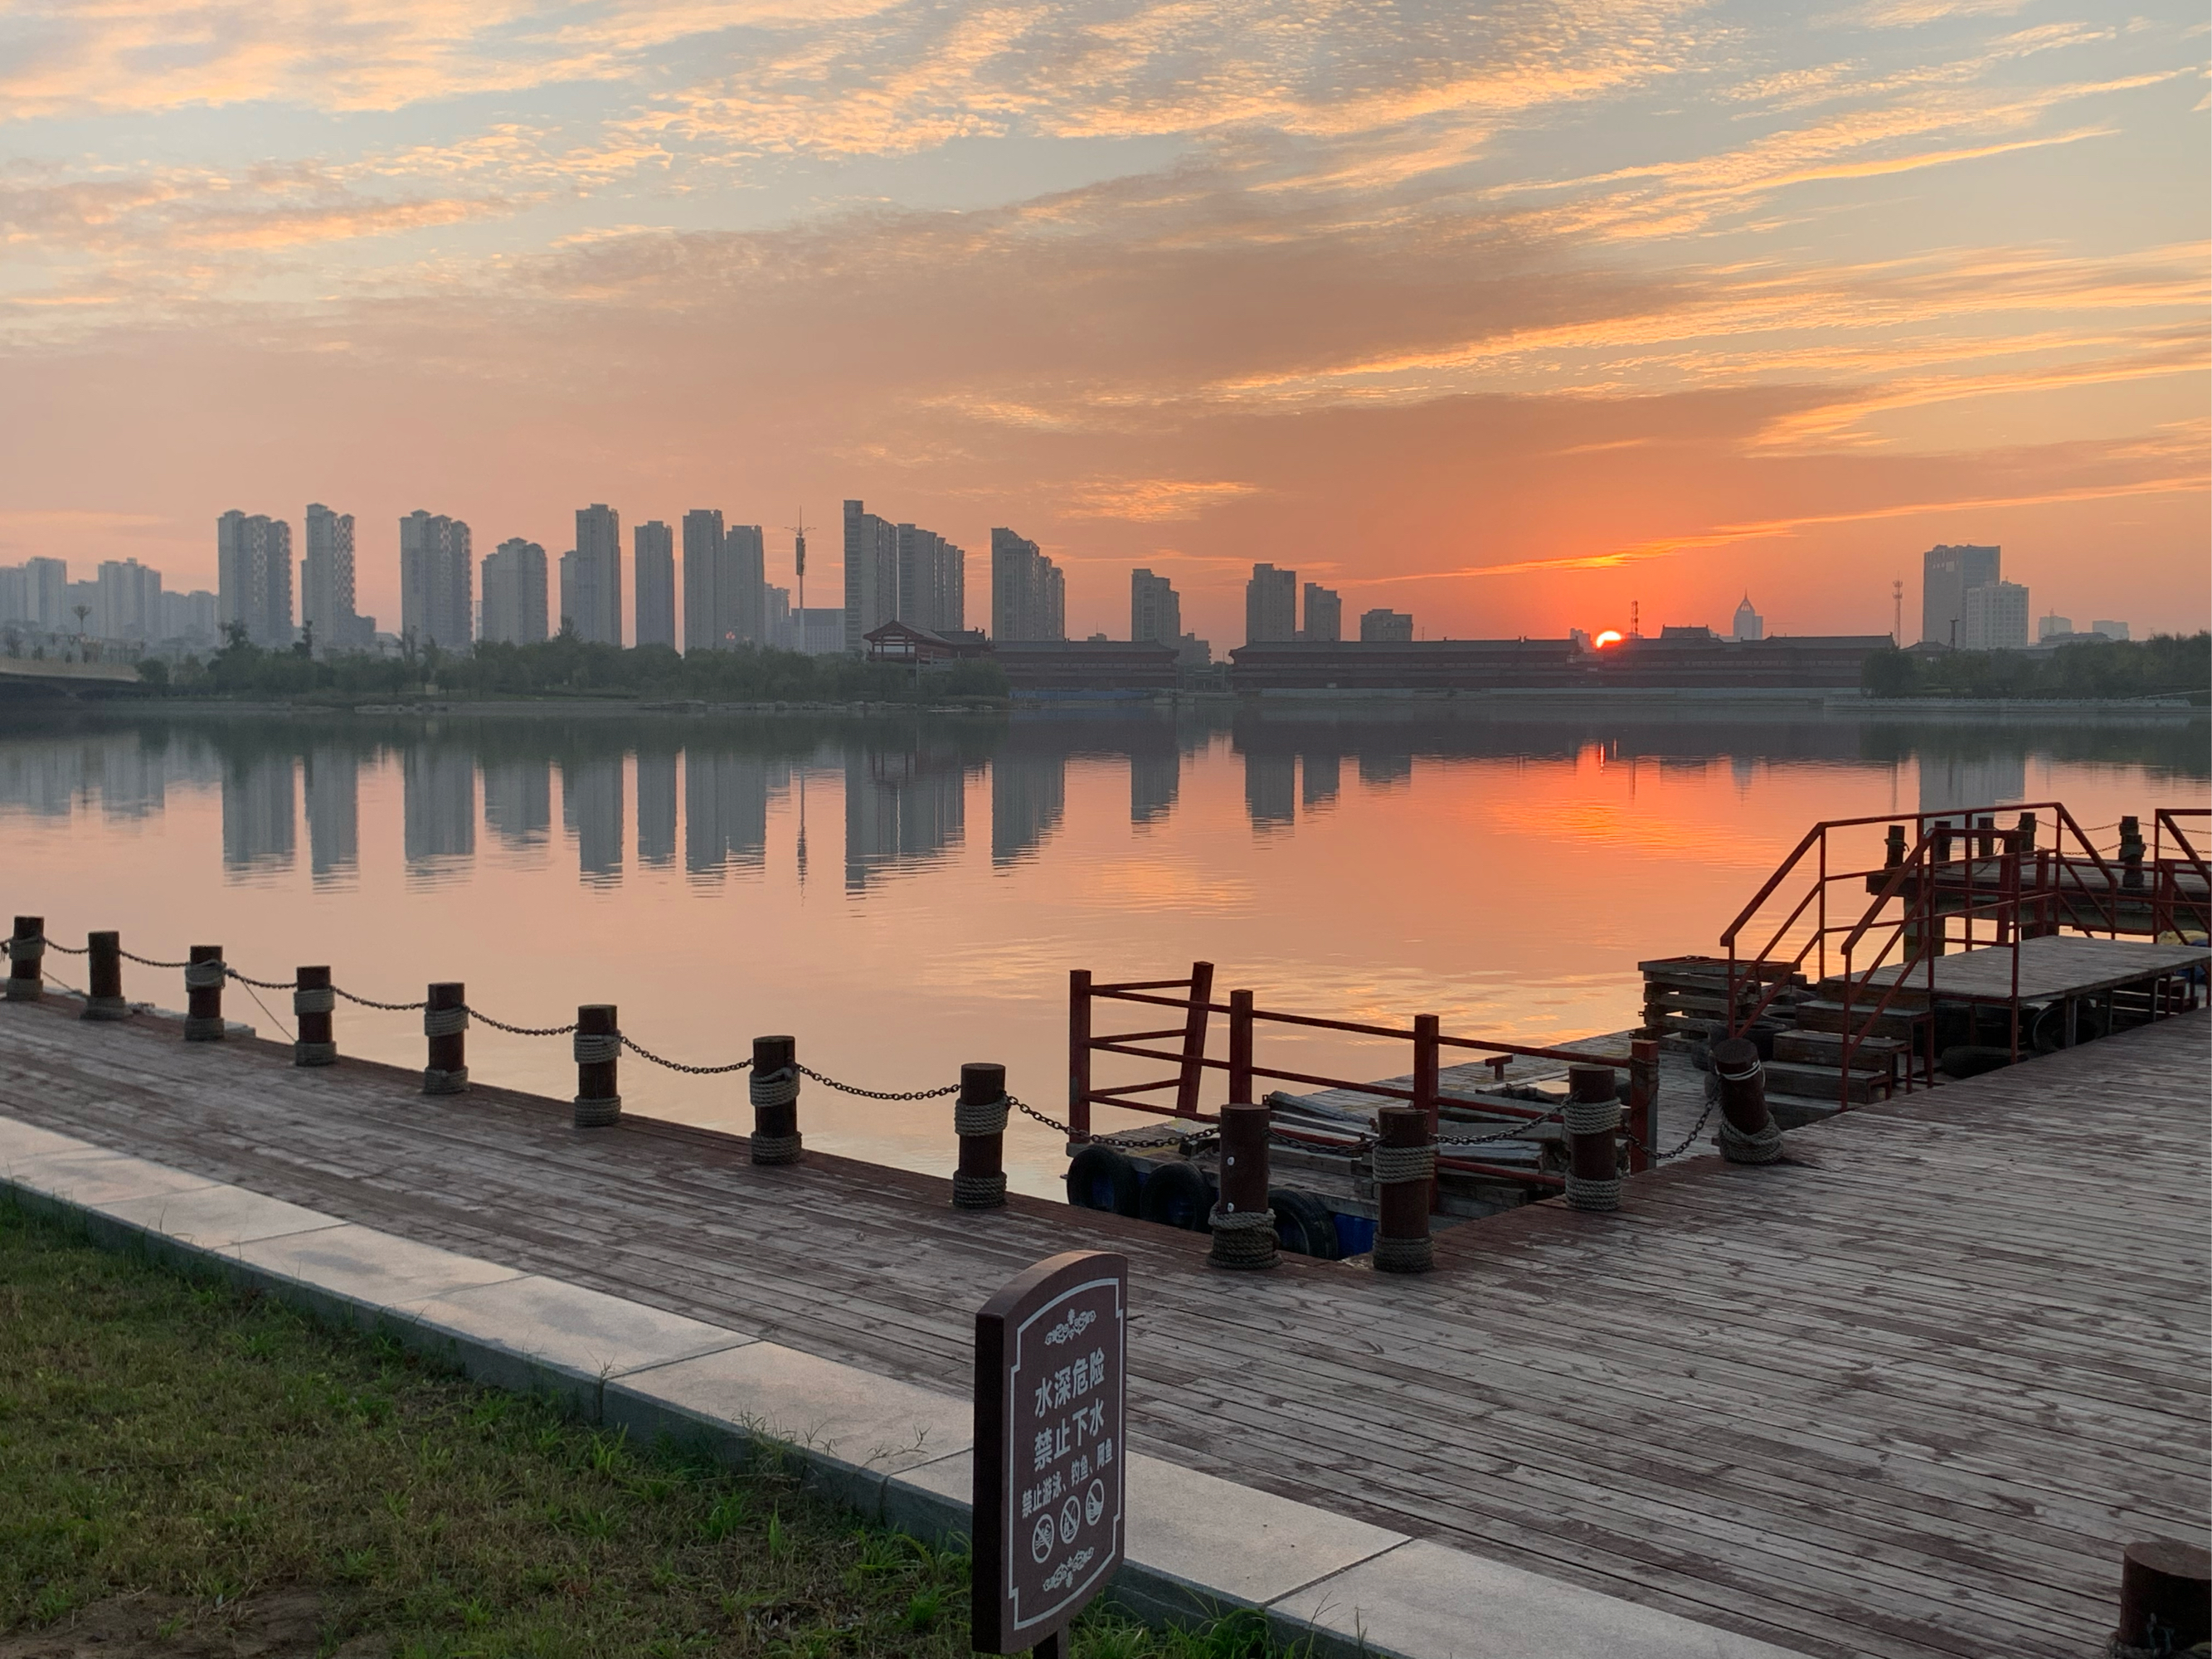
[1,708,2204,893]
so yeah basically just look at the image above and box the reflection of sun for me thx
[1594,630,1623,648]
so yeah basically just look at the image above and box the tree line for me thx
[1860,633,2210,702]
[135,625,1011,703]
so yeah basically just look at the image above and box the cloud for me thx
[1063,477,1262,520]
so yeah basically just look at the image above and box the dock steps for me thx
[1772,1029,1908,1072]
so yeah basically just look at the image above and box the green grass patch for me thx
[0,1200,1300,1658]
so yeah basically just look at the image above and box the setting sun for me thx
[1594,630,1624,649]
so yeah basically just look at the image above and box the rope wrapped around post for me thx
[422,983,469,1095]
[1711,1038,1783,1164]
[6,917,44,1001]
[1372,1102,1434,1273]
[1563,1063,1622,1212]
[182,946,226,1041]
[294,966,337,1066]
[749,1035,801,1165]
[83,931,128,1021]
[951,1061,1009,1210]
[1208,1100,1276,1270]
[572,1005,621,1127]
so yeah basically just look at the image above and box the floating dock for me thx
[2,990,2205,1659]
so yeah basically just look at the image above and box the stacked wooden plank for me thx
[1637,955,1806,1046]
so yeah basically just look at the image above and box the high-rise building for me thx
[896,523,965,635]
[681,509,725,652]
[1360,608,1414,643]
[2039,613,2074,643]
[1301,584,1341,643]
[680,510,766,652]
[2093,620,2130,641]
[399,510,473,649]
[216,510,294,646]
[480,538,548,645]
[843,501,900,653]
[1922,544,2001,648]
[991,528,1064,641]
[1733,595,1764,642]
[158,590,217,645]
[0,567,24,628]
[634,520,676,649]
[1246,564,1297,645]
[571,504,623,645]
[95,558,161,643]
[9,557,67,632]
[303,504,369,651]
[1960,580,2029,651]
[724,523,766,647]
[1131,570,1181,645]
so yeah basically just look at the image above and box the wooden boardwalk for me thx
[1855,934,2208,1002]
[2,996,2205,1659]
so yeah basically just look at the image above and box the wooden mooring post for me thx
[573,1005,621,1127]
[1563,1063,1621,1212]
[1712,1036,1782,1163]
[749,1034,800,1164]
[1067,970,1092,1147]
[423,981,469,1095]
[2116,1540,2210,1656]
[83,931,127,1021]
[952,1061,1009,1210]
[6,916,42,1001]
[294,966,337,1066]
[1208,1099,1276,1271]
[1626,1037,1660,1174]
[1372,1103,1434,1274]
[183,945,225,1040]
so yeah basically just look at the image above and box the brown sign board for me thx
[973,1250,1129,1654]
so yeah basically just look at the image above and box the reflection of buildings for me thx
[403,747,475,869]
[1359,751,1413,790]
[637,752,678,868]
[1130,750,1179,825]
[847,745,967,889]
[1243,750,1296,830]
[1918,752,2027,817]
[484,760,552,847]
[685,750,780,878]
[1301,749,1340,811]
[564,757,625,883]
[304,748,359,882]
[991,747,1065,866]
[222,755,295,873]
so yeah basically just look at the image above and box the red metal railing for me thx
[2153,809,2210,941]
[1068,964,1658,1189]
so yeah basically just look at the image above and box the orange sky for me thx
[2,0,2206,647]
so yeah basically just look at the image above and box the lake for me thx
[5,703,2204,1195]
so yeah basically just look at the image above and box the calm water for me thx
[7,705,2205,1195]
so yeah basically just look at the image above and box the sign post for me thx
[973,1250,1129,1657]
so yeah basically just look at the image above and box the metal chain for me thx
[1437,1106,1565,1147]
[620,1034,750,1074]
[795,1064,960,1102]
[36,937,89,956]
[225,967,299,990]
[1013,1097,1074,1134]
[1624,1100,1719,1163]
[329,985,430,1012]
[118,948,196,969]
[465,1007,578,1038]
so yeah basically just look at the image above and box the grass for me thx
[0,1200,1304,1658]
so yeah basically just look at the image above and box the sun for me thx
[1593,630,1624,648]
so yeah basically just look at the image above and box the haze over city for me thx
[4,0,2206,648]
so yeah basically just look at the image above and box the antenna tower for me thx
[785,510,813,645]
[1892,579,1903,644]
[1630,600,1640,640]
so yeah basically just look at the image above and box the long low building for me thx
[1229,635,1892,693]
[993,640,1179,693]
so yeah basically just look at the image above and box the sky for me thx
[2,0,2206,649]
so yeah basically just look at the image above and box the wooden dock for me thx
[2,994,2205,1659]
[1853,932,2209,1003]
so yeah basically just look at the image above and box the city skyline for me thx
[2,4,2201,652]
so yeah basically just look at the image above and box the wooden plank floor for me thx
[1855,934,2209,1001]
[3,996,2205,1659]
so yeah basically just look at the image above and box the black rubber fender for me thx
[1066,1146,1140,1216]
[1272,1190,1342,1260]
[1136,1159,1213,1231]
